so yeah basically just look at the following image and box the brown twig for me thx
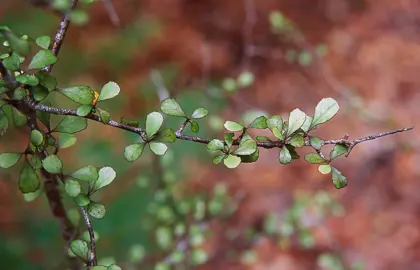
[80,207,97,266]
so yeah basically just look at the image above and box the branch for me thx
[80,207,97,266]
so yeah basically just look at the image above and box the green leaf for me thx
[240,148,259,163]
[191,108,208,119]
[28,49,57,70]
[234,139,257,155]
[318,164,331,174]
[146,112,163,137]
[310,98,339,128]
[286,144,300,159]
[11,106,27,127]
[149,142,168,156]
[16,74,39,86]
[331,167,347,189]
[1,30,30,56]
[30,85,49,101]
[190,120,199,133]
[0,152,21,168]
[124,143,145,162]
[272,127,283,140]
[69,239,89,262]
[19,162,40,193]
[76,105,93,116]
[330,144,348,160]
[58,133,77,149]
[287,108,306,136]
[58,86,94,105]
[267,115,283,130]
[30,129,44,146]
[71,165,98,181]
[212,155,225,164]
[35,71,57,91]
[64,179,81,197]
[224,121,243,132]
[88,202,106,219]
[97,108,110,124]
[224,133,234,148]
[107,265,122,270]
[256,136,270,141]
[279,145,292,164]
[304,153,325,164]
[53,116,87,134]
[155,128,176,143]
[309,136,323,150]
[23,188,43,202]
[237,71,254,87]
[42,155,63,174]
[74,194,90,207]
[35,36,51,49]
[30,155,42,169]
[289,134,304,147]
[301,116,313,132]
[249,116,268,129]
[223,154,241,169]
[160,98,185,117]
[207,139,224,151]
[97,81,120,102]
[2,53,20,71]
[92,167,116,192]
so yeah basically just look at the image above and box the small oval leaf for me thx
[124,143,145,162]
[224,121,243,132]
[146,112,163,137]
[0,152,22,168]
[42,155,63,174]
[311,98,339,128]
[191,108,208,119]
[149,142,168,156]
[160,98,185,117]
[97,81,120,102]
[223,154,241,169]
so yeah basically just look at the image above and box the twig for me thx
[80,207,97,266]
[175,119,189,137]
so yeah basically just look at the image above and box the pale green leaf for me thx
[234,139,257,155]
[71,165,98,182]
[330,144,348,160]
[191,108,208,119]
[35,36,51,49]
[92,167,116,192]
[287,108,306,136]
[124,143,145,162]
[0,152,21,168]
[223,154,241,169]
[311,98,339,128]
[279,145,291,164]
[58,86,94,105]
[149,142,168,156]
[69,239,89,262]
[331,167,347,189]
[30,129,44,146]
[64,179,81,197]
[88,202,106,219]
[42,155,63,174]
[207,139,224,151]
[97,81,120,102]
[318,164,331,174]
[53,116,87,134]
[304,153,325,164]
[248,116,267,129]
[224,121,243,132]
[146,112,163,137]
[160,98,185,117]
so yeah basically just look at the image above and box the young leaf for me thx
[0,152,22,168]
[279,145,291,165]
[76,105,93,116]
[249,116,268,129]
[35,36,51,49]
[92,167,116,192]
[318,164,331,174]
[224,121,243,132]
[71,165,98,181]
[190,120,199,133]
[30,129,44,146]
[330,144,348,160]
[331,167,347,189]
[74,194,90,207]
[289,134,304,147]
[146,112,163,137]
[28,49,57,70]
[287,108,306,136]
[58,133,77,149]
[149,142,168,156]
[309,136,323,150]
[304,153,325,164]
[212,155,225,164]
[53,116,87,134]
[124,143,145,162]
[97,81,120,102]
[42,155,63,174]
[69,239,89,262]
[207,139,225,151]
[16,74,39,86]
[97,108,110,124]
[234,139,257,155]
[310,98,339,128]
[191,108,208,119]
[223,154,241,169]
[88,202,106,219]
[160,98,185,117]
[64,179,81,197]
[19,162,40,193]
[58,86,94,105]
[1,30,30,56]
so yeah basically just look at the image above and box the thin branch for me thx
[175,119,189,137]
[80,207,97,266]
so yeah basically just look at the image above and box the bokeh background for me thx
[1,0,419,269]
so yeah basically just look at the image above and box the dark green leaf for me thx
[287,108,306,136]
[16,74,39,86]
[234,139,257,155]
[30,85,49,101]
[69,239,89,262]
[224,133,234,148]
[0,152,21,168]
[1,30,30,56]
[12,87,27,100]
[279,145,291,164]
[285,144,300,159]
[71,165,98,181]
[249,116,267,129]
[330,144,348,160]
[92,167,116,192]
[240,148,259,163]
[224,121,243,132]
[30,155,42,169]
[42,155,62,174]
[190,120,199,133]
[58,86,94,105]
[155,128,176,143]
[191,108,208,119]
[58,133,77,149]
[149,142,168,156]
[289,134,304,147]
[11,106,27,127]
[304,153,325,164]
[146,112,163,137]
[212,155,225,164]
[88,202,106,219]
[28,49,57,70]
[53,116,87,134]
[331,167,347,189]
[19,162,40,193]
[76,105,93,116]
[35,36,51,49]
[223,154,241,169]
[64,179,81,197]
[97,108,110,124]
[160,98,185,117]
[35,71,56,91]
[74,194,90,207]
[309,136,323,150]
[124,143,145,162]
[207,139,224,151]
[97,81,120,102]
[310,98,339,128]
[2,53,20,71]
[30,129,44,146]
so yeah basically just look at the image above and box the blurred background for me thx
[0,0,419,269]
